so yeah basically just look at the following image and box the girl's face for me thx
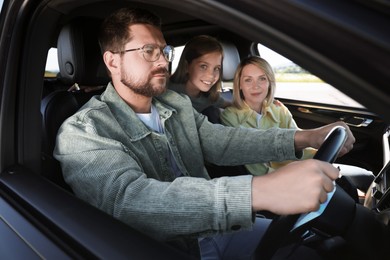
[240,63,269,112]
[185,51,222,96]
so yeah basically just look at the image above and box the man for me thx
[54,7,354,258]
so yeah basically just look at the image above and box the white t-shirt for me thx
[137,105,182,177]
[256,112,262,128]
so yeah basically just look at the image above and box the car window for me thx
[257,44,364,109]
[45,47,59,77]
[172,46,184,74]
[45,43,364,110]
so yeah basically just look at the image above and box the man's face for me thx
[119,24,170,97]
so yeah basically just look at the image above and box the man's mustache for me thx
[152,67,169,77]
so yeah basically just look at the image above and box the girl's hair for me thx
[232,56,276,110]
[170,35,224,102]
[99,7,161,54]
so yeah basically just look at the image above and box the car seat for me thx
[41,18,109,190]
[200,41,239,124]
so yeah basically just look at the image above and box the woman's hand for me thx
[294,121,355,157]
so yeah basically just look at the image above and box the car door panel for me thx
[0,165,194,259]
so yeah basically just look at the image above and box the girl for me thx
[169,35,231,121]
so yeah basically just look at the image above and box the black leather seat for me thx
[41,18,109,190]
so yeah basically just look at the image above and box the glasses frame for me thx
[112,44,175,62]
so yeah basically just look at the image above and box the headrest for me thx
[221,41,240,81]
[57,18,110,86]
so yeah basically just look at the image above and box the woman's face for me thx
[239,63,269,111]
[185,51,222,96]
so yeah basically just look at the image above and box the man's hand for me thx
[251,159,339,215]
[295,121,355,157]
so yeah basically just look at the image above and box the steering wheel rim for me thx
[255,126,348,259]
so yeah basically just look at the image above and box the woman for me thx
[220,56,316,175]
[169,35,231,121]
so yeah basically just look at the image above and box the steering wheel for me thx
[255,126,348,259]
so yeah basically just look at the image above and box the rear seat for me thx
[41,18,109,190]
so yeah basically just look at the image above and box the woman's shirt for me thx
[220,101,316,175]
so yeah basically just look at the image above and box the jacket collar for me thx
[240,101,279,124]
[100,82,176,141]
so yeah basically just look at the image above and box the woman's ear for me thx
[103,51,120,76]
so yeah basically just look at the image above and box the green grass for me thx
[275,73,323,83]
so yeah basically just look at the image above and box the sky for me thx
[257,44,293,68]
[46,48,59,72]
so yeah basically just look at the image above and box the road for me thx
[276,83,364,108]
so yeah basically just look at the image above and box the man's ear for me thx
[103,51,120,75]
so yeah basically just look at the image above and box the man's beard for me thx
[121,66,168,97]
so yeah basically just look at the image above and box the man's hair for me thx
[99,7,161,54]
[170,35,224,102]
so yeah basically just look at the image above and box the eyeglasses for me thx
[112,44,175,62]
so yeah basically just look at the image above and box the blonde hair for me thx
[232,56,276,110]
[170,35,224,102]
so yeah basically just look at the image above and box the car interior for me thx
[40,5,379,197]
[1,0,390,259]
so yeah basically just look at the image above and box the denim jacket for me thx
[54,82,298,244]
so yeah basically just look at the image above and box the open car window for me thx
[172,46,184,74]
[257,44,364,109]
[45,47,59,78]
